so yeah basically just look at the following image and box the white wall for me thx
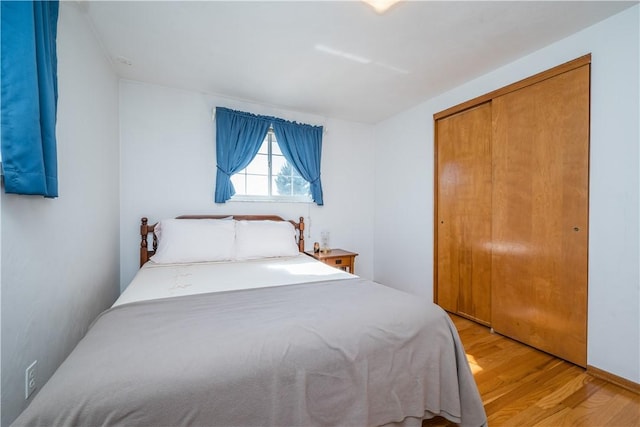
[119,81,375,290]
[374,6,640,383]
[0,4,121,426]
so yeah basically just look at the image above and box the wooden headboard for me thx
[140,215,305,267]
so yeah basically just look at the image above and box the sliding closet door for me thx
[491,65,590,366]
[436,103,492,325]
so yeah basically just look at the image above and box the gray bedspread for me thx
[13,278,487,427]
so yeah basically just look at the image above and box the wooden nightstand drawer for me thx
[304,249,358,274]
[323,256,351,268]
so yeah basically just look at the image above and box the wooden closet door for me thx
[491,65,589,366]
[436,102,492,325]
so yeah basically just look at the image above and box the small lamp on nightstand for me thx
[320,231,331,253]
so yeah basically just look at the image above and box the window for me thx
[214,106,324,205]
[230,130,312,202]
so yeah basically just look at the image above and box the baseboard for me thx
[587,365,640,394]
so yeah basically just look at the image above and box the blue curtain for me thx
[1,0,60,197]
[214,107,271,203]
[273,119,324,205]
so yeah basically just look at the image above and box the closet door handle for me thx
[573,226,580,232]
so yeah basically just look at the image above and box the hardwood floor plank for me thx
[425,314,640,426]
[485,362,580,425]
[538,387,633,426]
[558,376,605,409]
[536,372,594,409]
[608,398,640,426]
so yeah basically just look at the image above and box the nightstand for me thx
[305,248,359,274]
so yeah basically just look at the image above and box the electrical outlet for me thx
[25,360,37,399]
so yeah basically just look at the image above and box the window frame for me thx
[230,129,312,203]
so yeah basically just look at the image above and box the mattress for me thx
[114,253,355,306]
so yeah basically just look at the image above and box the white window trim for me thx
[229,195,313,203]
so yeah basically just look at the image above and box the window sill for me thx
[229,195,312,204]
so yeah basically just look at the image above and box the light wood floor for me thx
[423,314,640,426]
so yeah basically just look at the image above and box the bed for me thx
[13,215,487,427]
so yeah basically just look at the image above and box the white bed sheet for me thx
[114,253,355,307]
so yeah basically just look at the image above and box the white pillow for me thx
[154,216,234,242]
[150,219,236,264]
[235,220,299,260]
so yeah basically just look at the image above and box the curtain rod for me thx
[211,107,328,133]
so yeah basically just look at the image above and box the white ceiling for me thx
[79,0,636,124]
